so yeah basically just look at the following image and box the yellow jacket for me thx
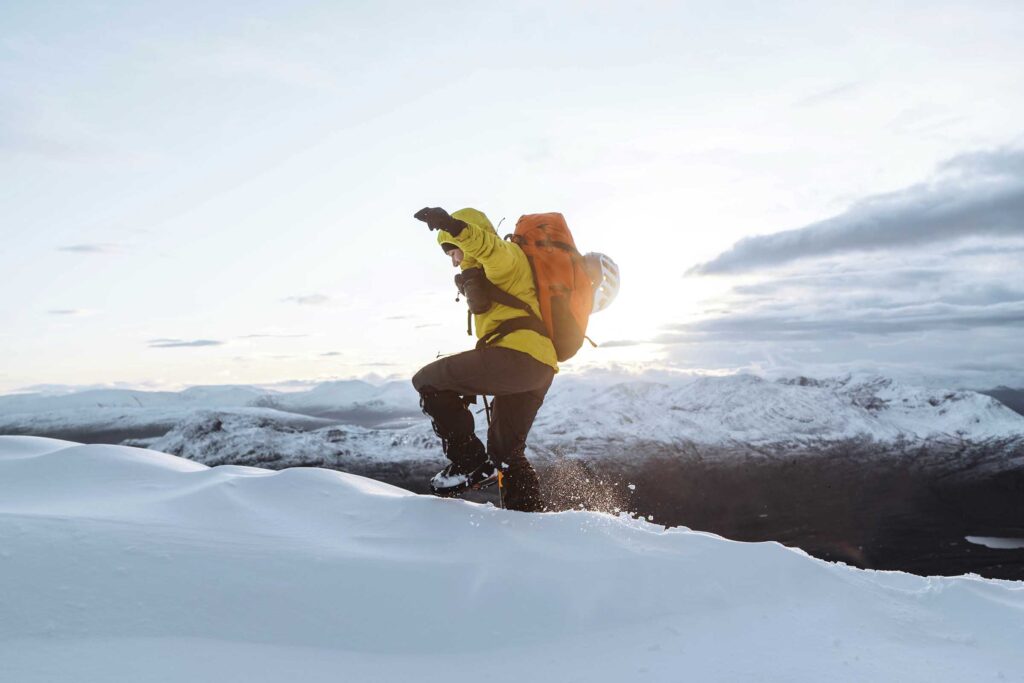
[436,208,559,372]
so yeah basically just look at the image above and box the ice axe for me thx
[480,395,504,510]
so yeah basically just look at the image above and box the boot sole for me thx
[430,475,499,497]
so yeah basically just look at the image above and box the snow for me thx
[537,373,1024,447]
[0,385,270,412]
[0,403,334,441]
[966,536,1024,550]
[3,372,1021,450]
[135,411,443,471]
[1,435,1022,682]
[0,434,80,458]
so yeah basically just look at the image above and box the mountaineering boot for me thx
[498,457,544,512]
[429,433,493,495]
[418,389,492,496]
[430,459,500,496]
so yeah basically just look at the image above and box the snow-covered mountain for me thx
[141,411,443,476]
[0,385,272,412]
[1,435,1020,683]
[538,373,1024,447]
[4,370,1019,450]
[0,380,420,439]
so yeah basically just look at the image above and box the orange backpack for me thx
[476,213,592,362]
[511,213,593,361]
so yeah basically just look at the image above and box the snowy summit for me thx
[1,435,1021,682]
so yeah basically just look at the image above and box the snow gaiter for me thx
[418,389,487,470]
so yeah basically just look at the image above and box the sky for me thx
[2,0,1023,394]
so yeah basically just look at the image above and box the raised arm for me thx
[414,206,518,278]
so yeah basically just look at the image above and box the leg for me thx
[488,376,553,512]
[416,390,486,470]
[412,348,521,471]
[412,348,554,495]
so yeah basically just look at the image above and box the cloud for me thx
[689,146,1024,275]
[599,339,650,348]
[939,147,1024,177]
[953,359,1024,374]
[282,294,331,306]
[948,241,1024,257]
[730,268,949,298]
[652,239,1024,388]
[728,268,1024,313]
[48,309,96,316]
[645,144,1024,388]
[192,44,337,92]
[658,299,1024,344]
[8,381,164,396]
[0,118,108,163]
[321,351,342,357]
[794,80,865,108]
[57,243,121,254]
[148,338,224,348]
[238,333,308,339]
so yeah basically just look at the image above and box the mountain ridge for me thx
[3,373,1022,448]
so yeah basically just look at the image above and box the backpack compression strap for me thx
[506,233,582,258]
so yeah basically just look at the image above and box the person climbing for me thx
[411,206,619,512]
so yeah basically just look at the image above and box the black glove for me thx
[455,267,492,314]
[414,207,466,236]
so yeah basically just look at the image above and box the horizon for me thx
[3,366,1022,399]
[4,1,1023,393]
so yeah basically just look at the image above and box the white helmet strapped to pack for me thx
[586,252,620,313]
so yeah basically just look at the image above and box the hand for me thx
[414,207,452,231]
[414,207,466,236]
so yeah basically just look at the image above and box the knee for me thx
[412,368,427,393]
[418,387,461,417]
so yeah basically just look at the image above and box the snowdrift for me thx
[0,435,1021,682]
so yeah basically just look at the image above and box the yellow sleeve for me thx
[450,221,518,280]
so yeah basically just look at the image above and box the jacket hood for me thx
[436,208,496,269]
[436,208,497,244]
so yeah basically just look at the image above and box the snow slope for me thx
[1,435,1022,683]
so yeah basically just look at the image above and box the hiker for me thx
[411,206,619,512]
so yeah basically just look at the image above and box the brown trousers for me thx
[412,347,554,510]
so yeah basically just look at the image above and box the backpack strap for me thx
[476,315,549,350]
[482,279,537,317]
[473,248,551,350]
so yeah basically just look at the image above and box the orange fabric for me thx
[512,213,592,361]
